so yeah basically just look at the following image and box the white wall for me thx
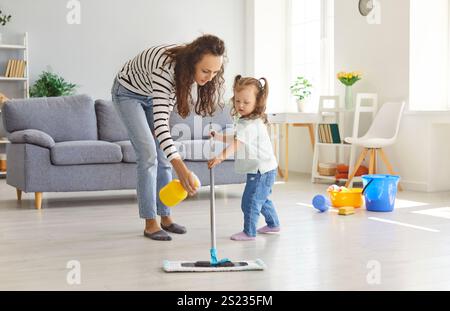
[245,0,288,113]
[334,0,411,185]
[334,0,410,107]
[0,0,245,100]
[286,0,450,192]
[333,0,450,192]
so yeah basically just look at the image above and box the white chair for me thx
[344,101,405,190]
[347,93,378,187]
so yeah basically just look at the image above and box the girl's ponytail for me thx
[258,77,269,124]
[233,75,242,90]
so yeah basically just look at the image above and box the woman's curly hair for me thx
[165,34,226,118]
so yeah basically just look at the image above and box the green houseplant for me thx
[0,9,12,44]
[290,76,312,112]
[0,10,11,26]
[30,71,78,97]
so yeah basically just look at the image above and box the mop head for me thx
[163,259,266,272]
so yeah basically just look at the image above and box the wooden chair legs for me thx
[35,192,42,210]
[16,188,22,201]
[379,149,403,191]
[368,149,375,174]
[345,148,402,191]
[345,148,369,188]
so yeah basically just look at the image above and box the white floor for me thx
[1,173,450,291]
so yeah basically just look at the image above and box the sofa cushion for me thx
[95,100,129,142]
[170,103,234,140]
[114,140,187,163]
[114,141,136,163]
[180,139,234,161]
[8,129,56,148]
[51,141,123,165]
[2,94,98,142]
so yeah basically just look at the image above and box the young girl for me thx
[208,75,280,241]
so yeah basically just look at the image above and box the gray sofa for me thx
[1,94,245,209]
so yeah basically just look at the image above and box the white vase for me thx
[345,85,354,110]
[297,99,306,112]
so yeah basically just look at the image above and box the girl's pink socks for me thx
[230,232,256,241]
[257,226,280,234]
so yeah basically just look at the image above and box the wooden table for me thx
[267,112,321,181]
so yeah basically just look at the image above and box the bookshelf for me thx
[0,138,9,178]
[311,96,357,184]
[0,32,29,98]
[0,32,29,178]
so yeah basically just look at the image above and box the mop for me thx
[163,124,266,272]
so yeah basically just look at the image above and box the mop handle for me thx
[209,122,216,250]
[210,166,216,249]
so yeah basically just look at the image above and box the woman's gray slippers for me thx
[161,223,187,234]
[143,230,172,241]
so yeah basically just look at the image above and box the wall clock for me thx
[359,0,374,16]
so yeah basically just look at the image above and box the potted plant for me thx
[290,76,312,112]
[30,71,78,97]
[337,71,362,110]
[0,9,12,44]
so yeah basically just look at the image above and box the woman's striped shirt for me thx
[116,44,181,161]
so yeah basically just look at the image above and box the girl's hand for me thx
[208,157,223,169]
[209,130,222,141]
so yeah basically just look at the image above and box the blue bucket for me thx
[362,174,400,212]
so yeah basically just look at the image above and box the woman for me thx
[111,35,225,241]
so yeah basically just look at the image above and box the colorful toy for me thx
[327,185,350,192]
[312,194,330,213]
[327,184,363,208]
[338,206,355,215]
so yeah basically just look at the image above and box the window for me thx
[410,0,450,111]
[287,0,334,112]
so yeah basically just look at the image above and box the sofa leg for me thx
[35,192,42,210]
[16,188,22,201]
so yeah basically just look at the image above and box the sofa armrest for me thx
[8,129,56,148]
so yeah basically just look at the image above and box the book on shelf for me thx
[5,61,11,77]
[3,59,27,78]
[318,123,341,144]
[330,123,341,143]
[318,124,325,143]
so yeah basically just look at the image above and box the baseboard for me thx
[391,179,429,192]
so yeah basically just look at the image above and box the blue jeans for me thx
[241,169,279,237]
[111,78,172,219]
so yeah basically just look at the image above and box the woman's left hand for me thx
[208,157,223,169]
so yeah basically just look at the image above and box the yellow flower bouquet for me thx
[337,71,362,86]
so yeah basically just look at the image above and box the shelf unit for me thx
[0,32,29,98]
[0,139,9,178]
[311,96,358,184]
[0,33,30,179]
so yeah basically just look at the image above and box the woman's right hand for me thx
[171,158,197,196]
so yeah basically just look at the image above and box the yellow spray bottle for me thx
[159,173,200,207]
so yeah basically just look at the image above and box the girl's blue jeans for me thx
[241,169,280,237]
